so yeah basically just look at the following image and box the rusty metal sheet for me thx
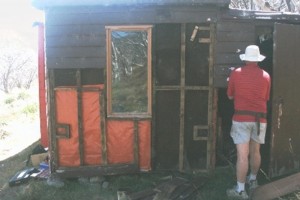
[269,23,300,178]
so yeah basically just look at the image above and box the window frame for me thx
[106,25,152,118]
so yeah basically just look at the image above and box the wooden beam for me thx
[100,90,108,165]
[207,23,215,171]
[55,164,139,178]
[133,120,139,165]
[49,69,58,173]
[251,172,300,200]
[76,70,84,166]
[178,23,186,172]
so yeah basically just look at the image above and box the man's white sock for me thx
[237,181,245,192]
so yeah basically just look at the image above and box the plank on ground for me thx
[251,172,300,200]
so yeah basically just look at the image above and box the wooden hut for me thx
[32,0,300,179]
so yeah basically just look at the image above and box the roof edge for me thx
[32,0,230,10]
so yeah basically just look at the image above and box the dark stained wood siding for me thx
[213,20,255,87]
[45,6,219,69]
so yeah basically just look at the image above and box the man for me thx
[226,45,271,199]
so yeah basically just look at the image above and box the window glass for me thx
[106,26,152,116]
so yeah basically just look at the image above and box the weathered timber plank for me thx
[46,47,106,58]
[215,42,250,54]
[46,35,106,47]
[46,24,106,36]
[252,172,300,200]
[33,0,231,8]
[214,53,242,65]
[55,164,139,178]
[46,7,217,25]
[216,31,254,42]
[128,188,156,200]
[47,57,105,69]
[216,22,254,32]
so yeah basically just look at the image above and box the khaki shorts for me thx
[230,120,267,144]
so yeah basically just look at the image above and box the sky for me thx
[0,0,44,49]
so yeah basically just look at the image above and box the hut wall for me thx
[44,6,219,69]
[213,20,256,87]
[44,5,221,175]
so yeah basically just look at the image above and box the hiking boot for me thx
[246,176,258,190]
[226,186,249,200]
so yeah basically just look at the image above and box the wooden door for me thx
[269,23,300,178]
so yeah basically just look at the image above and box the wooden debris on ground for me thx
[120,176,208,200]
[251,172,300,200]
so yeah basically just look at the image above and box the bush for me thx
[22,103,38,115]
[4,97,15,104]
[17,91,30,100]
[0,122,9,140]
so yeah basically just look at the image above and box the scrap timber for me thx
[251,172,300,200]
[120,176,208,200]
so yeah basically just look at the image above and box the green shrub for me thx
[17,91,30,100]
[0,122,9,140]
[4,97,15,104]
[22,103,38,115]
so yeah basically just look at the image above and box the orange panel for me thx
[138,121,151,171]
[82,90,102,165]
[107,121,134,164]
[56,89,80,167]
[107,120,151,170]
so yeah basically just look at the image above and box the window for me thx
[106,25,152,117]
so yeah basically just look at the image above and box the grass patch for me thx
[4,97,15,105]
[22,103,38,115]
[0,122,9,140]
[17,91,30,100]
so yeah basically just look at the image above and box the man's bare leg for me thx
[236,143,249,191]
[249,139,261,179]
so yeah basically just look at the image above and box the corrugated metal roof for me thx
[32,0,230,9]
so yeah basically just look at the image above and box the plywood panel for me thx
[155,24,181,86]
[155,91,180,169]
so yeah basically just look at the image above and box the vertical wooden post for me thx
[76,70,84,166]
[37,23,48,147]
[179,24,186,172]
[48,69,57,173]
[134,120,139,165]
[207,24,216,171]
[100,90,108,165]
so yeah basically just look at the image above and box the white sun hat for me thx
[239,45,266,62]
